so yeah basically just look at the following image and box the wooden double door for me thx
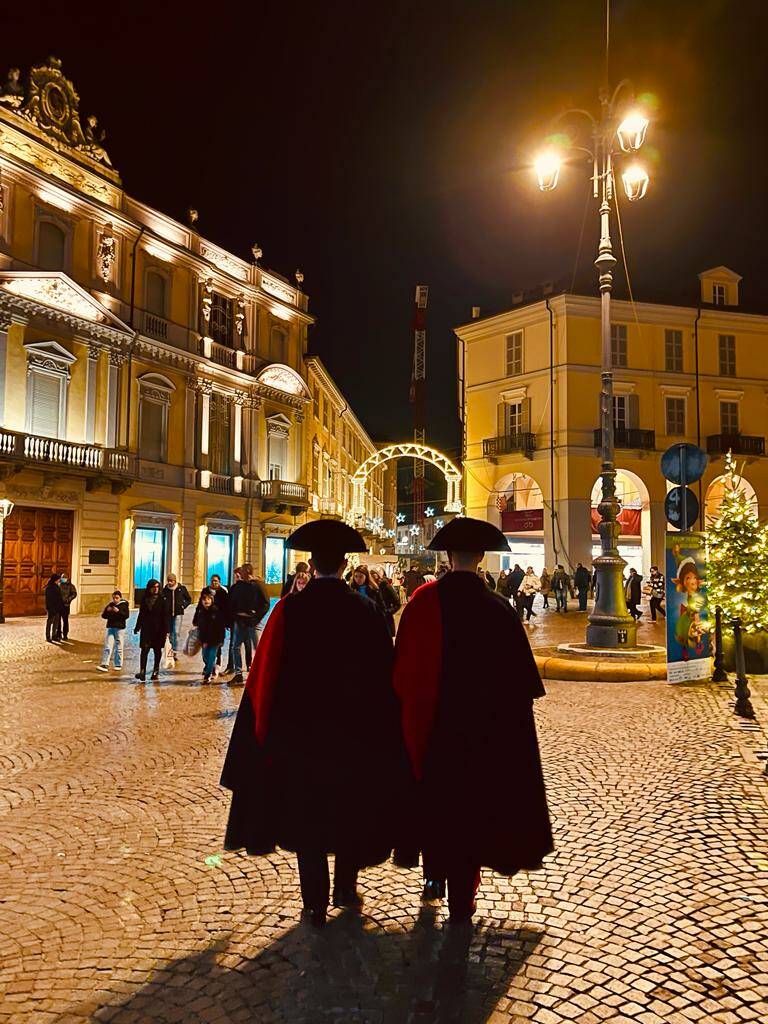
[2,507,74,617]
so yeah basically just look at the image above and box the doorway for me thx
[133,526,167,605]
[2,507,74,616]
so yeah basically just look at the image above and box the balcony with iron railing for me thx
[0,429,136,478]
[707,434,765,457]
[593,427,656,450]
[483,433,536,460]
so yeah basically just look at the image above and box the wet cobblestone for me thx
[0,613,767,1023]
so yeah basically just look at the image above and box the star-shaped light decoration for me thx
[425,506,435,517]
[410,524,420,536]
[435,518,445,529]
[397,512,406,524]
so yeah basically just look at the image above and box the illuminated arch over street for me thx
[351,442,463,517]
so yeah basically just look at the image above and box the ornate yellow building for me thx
[0,58,383,614]
[457,270,768,577]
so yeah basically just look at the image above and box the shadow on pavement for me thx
[93,906,541,1024]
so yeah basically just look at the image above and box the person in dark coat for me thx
[220,520,408,929]
[574,563,591,611]
[370,568,401,638]
[44,573,65,643]
[193,588,229,683]
[228,564,270,684]
[350,564,387,618]
[393,517,553,925]
[509,564,525,601]
[625,568,643,620]
[402,565,423,601]
[133,579,169,681]
[163,574,192,661]
[58,573,77,640]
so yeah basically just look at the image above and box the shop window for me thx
[37,220,67,271]
[206,532,234,586]
[264,536,285,585]
[133,526,166,604]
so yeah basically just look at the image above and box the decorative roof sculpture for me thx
[0,57,113,169]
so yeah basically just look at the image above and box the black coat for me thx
[626,574,643,604]
[193,603,228,646]
[394,572,553,877]
[228,579,270,626]
[134,595,170,646]
[377,578,401,638]
[509,568,525,594]
[574,566,591,590]
[163,584,191,617]
[44,579,65,614]
[221,578,409,865]
[102,600,129,629]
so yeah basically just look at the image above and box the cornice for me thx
[455,296,565,341]
[0,290,132,345]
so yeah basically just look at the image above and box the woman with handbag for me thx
[134,579,169,682]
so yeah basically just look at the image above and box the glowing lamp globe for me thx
[616,111,649,153]
[534,152,561,191]
[622,165,650,202]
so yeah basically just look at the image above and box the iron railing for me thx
[707,434,765,457]
[593,427,656,450]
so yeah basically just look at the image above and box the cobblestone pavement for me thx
[1,613,767,1024]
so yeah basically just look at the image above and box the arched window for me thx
[37,221,67,271]
[145,270,167,317]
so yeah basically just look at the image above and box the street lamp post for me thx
[535,87,650,648]
[0,498,15,625]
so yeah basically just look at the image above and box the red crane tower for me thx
[410,285,428,524]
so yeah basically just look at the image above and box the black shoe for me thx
[422,879,446,901]
[332,887,363,909]
[151,672,159,681]
[301,907,326,929]
[231,673,244,685]
[135,672,145,682]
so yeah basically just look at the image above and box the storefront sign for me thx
[502,508,543,533]
[665,531,711,683]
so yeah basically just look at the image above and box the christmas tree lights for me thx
[706,452,768,633]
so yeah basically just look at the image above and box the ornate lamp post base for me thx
[586,554,638,648]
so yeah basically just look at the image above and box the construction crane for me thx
[410,285,428,524]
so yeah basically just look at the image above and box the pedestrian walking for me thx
[44,573,65,643]
[193,587,228,683]
[483,569,496,591]
[163,574,192,663]
[133,579,169,681]
[625,567,643,620]
[402,564,423,601]
[574,563,591,612]
[509,563,525,602]
[497,569,511,598]
[370,568,401,638]
[282,561,309,598]
[648,565,666,621]
[393,517,553,924]
[228,563,270,685]
[97,590,129,672]
[58,573,77,640]
[220,520,408,929]
[551,565,571,612]
[539,568,552,609]
[519,566,541,621]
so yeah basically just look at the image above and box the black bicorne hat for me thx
[427,516,509,552]
[286,519,368,553]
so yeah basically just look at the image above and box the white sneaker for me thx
[97,664,109,673]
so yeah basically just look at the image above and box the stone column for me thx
[105,352,124,449]
[85,344,99,444]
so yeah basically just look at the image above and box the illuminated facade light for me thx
[616,111,649,153]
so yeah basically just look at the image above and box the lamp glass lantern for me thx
[534,152,561,191]
[622,165,650,202]
[616,111,649,153]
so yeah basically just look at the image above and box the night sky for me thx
[6,0,766,468]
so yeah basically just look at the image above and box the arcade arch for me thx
[705,473,758,522]
[488,472,546,574]
[590,469,651,576]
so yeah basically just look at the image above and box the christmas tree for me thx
[706,451,768,633]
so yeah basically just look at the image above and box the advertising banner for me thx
[665,531,711,683]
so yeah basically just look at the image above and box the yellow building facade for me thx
[0,59,382,614]
[457,269,768,577]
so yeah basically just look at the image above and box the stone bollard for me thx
[712,605,729,683]
[730,617,755,720]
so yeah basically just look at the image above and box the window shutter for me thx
[497,402,507,437]
[30,371,61,438]
[521,397,531,434]
[627,393,639,429]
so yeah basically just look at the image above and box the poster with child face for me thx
[665,532,711,683]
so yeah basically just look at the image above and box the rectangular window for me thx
[312,447,320,494]
[208,392,231,475]
[720,401,739,435]
[28,370,62,438]
[718,334,736,376]
[713,283,726,306]
[330,406,336,436]
[206,532,233,587]
[133,526,166,603]
[665,397,686,436]
[139,397,166,463]
[665,329,683,372]
[268,434,288,479]
[611,324,627,368]
[505,401,523,435]
[612,395,627,431]
[505,331,523,376]
[312,385,319,419]
[322,396,328,429]
[210,292,234,346]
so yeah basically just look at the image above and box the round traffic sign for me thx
[660,443,708,485]
[664,485,699,531]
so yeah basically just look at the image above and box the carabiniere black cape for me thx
[220,577,411,867]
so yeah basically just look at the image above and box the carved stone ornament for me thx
[195,378,214,396]
[97,224,116,283]
[200,244,248,282]
[1,58,113,168]
[257,364,306,396]
[2,275,105,322]
[109,350,126,367]
[7,484,80,503]
[88,343,101,360]
[201,277,213,327]
[235,293,246,337]
[234,390,248,406]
